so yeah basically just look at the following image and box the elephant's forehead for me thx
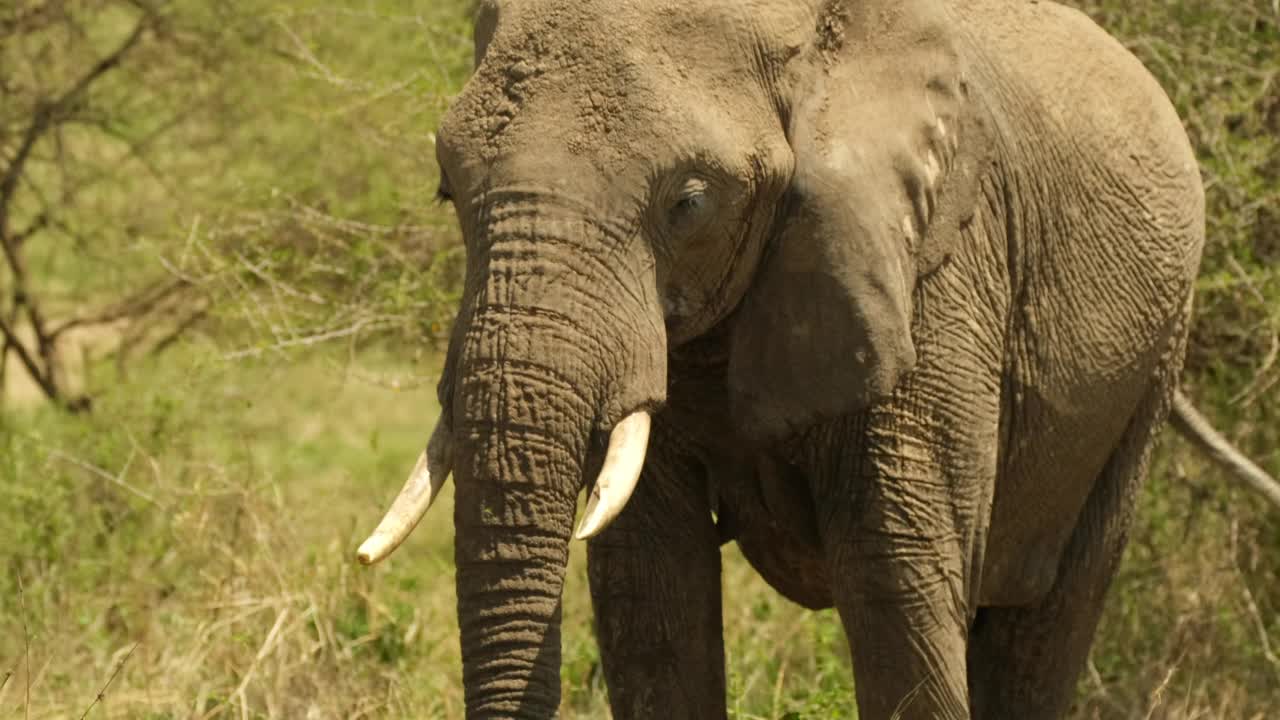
[482,0,803,82]
[490,0,780,48]
[440,0,800,168]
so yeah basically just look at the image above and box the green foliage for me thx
[193,1,475,361]
[2,1,244,278]
[1060,3,1280,716]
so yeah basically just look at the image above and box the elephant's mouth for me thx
[356,408,652,565]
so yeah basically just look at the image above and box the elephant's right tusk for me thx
[575,411,650,540]
[357,421,453,565]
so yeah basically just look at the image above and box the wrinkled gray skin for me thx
[427,0,1207,717]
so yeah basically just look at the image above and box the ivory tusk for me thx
[574,411,651,540]
[357,422,453,565]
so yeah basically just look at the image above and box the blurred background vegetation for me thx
[0,0,1276,717]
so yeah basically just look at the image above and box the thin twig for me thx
[50,449,163,508]
[223,609,289,720]
[145,304,211,357]
[1222,257,1280,407]
[231,251,326,305]
[323,356,438,391]
[1230,519,1280,683]
[1170,391,1280,511]
[222,319,388,360]
[77,642,139,720]
[18,574,30,720]
[48,278,190,339]
[1141,655,1184,720]
[0,669,11,708]
[9,212,49,246]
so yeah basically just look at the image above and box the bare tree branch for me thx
[1171,391,1280,511]
[0,14,151,237]
[0,8,153,411]
[0,311,58,403]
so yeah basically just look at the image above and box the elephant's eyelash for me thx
[434,186,453,204]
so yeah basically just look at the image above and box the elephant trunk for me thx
[453,461,577,717]
[451,327,594,716]
[446,202,666,717]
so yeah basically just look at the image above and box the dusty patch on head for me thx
[816,1,848,61]
[569,65,640,157]
[445,1,655,168]
[491,57,545,135]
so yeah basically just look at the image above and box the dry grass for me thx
[0,348,858,719]
[2,349,459,718]
[1,346,1276,719]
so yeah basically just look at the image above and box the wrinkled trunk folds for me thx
[453,322,595,716]
[454,477,577,717]
[452,309,598,718]
[447,203,664,717]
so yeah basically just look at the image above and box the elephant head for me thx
[358,0,990,715]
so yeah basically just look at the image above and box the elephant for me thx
[355,1,1280,718]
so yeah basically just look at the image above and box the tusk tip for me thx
[356,536,388,566]
[573,494,609,540]
[573,410,651,541]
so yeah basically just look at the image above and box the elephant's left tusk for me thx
[575,411,650,540]
[357,421,453,565]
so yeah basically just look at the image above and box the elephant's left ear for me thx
[728,1,992,440]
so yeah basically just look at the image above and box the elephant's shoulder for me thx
[954,1,1184,138]
[954,1,1201,209]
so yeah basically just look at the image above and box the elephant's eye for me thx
[668,178,712,228]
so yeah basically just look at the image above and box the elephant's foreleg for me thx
[825,475,975,720]
[587,425,726,720]
[812,392,997,720]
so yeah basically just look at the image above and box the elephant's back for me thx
[953,1,1206,605]
[954,0,1204,259]
[957,0,1204,407]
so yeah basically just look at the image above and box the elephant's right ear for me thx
[728,1,989,440]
